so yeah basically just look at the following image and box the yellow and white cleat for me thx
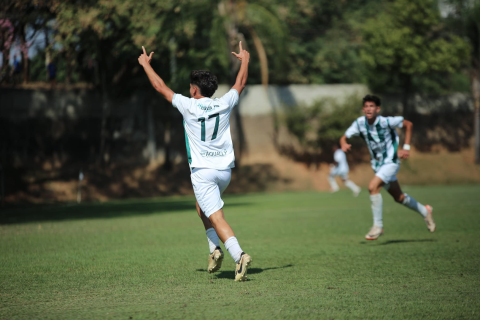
[208,247,224,274]
[365,225,384,240]
[234,253,252,282]
[424,205,436,233]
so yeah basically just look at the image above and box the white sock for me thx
[329,176,339,192]
[370,194,383,228]
[402,193,428,218]
[224,236,243,263]
[206,228,220,254]
[345,180,360,192]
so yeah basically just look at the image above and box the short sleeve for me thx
[345,120,360,138]
[172,93,191,116]
[387,116,404,128]
[219,89,239,109]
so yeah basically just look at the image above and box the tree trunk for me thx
[248,26,281,149]
[65,47,73,85]
[471,64,480,164]
[146,102,156,162]
[219,0,247,163]
[1,48,8,84]
[98,46,109,164]
[20,24,29,84]
[248,27,268,86]
[402,74,412,117]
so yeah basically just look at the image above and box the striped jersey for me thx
[172,89,239,170]
[345,115,404,170]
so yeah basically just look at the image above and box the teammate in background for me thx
[328,143,361,196]
[138,42,252,281]
[340,95,435,240]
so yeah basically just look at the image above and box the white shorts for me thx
[191,168,231,218]
[330,167,348,180]
[375,163,400,184]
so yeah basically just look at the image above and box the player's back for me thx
[172,89,239,170]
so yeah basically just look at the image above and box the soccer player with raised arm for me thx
[138,42,252,281]
[340,95,436,240]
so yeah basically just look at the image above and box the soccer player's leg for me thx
[192,168,251,281]
[195,202,224,273]
[341,173,361,197]
[328,166,340,193]
[208,209,252,281]
[386,181,435,232]
[365,175,385,240]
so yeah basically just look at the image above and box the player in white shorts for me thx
[138,43,252,281]
[328,144,361,196]
[340,95,436,240]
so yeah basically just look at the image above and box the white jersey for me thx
[333,149,349,173]
[345,115,403,170]
[172,89,239,170]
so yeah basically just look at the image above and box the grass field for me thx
[1,185,479,319]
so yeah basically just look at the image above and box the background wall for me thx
[1,85,478,203]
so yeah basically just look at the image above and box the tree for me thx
[0,0,56,84]
[0,19,14,83]
[210,0,287,159]
[464,2,480,163]
[360,0,470,116]
[52,0,217,163]
[438,0,480,163]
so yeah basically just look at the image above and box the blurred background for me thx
[0,0,479,204]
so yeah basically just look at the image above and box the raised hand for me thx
[231,41,250,62]
[341,143,352,153]
[138,46,154,67]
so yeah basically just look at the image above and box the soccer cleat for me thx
[365,225,384,240]
[424,205,436,233]
[234,252,252,282]
[353,187,361,197]
[208,247,224,274]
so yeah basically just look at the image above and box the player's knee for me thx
[394,193,405,203]
[368,183,378,194]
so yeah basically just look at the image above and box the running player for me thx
[328,143,361,196]
[340,95,436,240]
[138,42,252,281]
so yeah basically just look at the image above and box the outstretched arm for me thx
[398,119,413,159]
[231,41,250,95]
[138,46,174,103]
[340,135,351,153]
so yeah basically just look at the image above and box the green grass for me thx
[1,185,479,319]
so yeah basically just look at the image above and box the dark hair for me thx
[190,70,218,97]
[362,94,381,107]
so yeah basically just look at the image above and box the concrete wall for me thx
[1,84,370,119]
[1,85,478,203]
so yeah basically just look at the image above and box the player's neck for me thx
[367,115,377,125]
[192,93,206,99]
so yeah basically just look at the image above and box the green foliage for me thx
[285,95,363,152]
[360,0,471,93]
[3,0,474,91]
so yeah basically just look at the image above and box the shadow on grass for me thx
[379,239,437,245]
[360,239,437,245]
[196,264,294,279]
[0,199,250,225]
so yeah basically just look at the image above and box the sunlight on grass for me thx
[1,186,479,319]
